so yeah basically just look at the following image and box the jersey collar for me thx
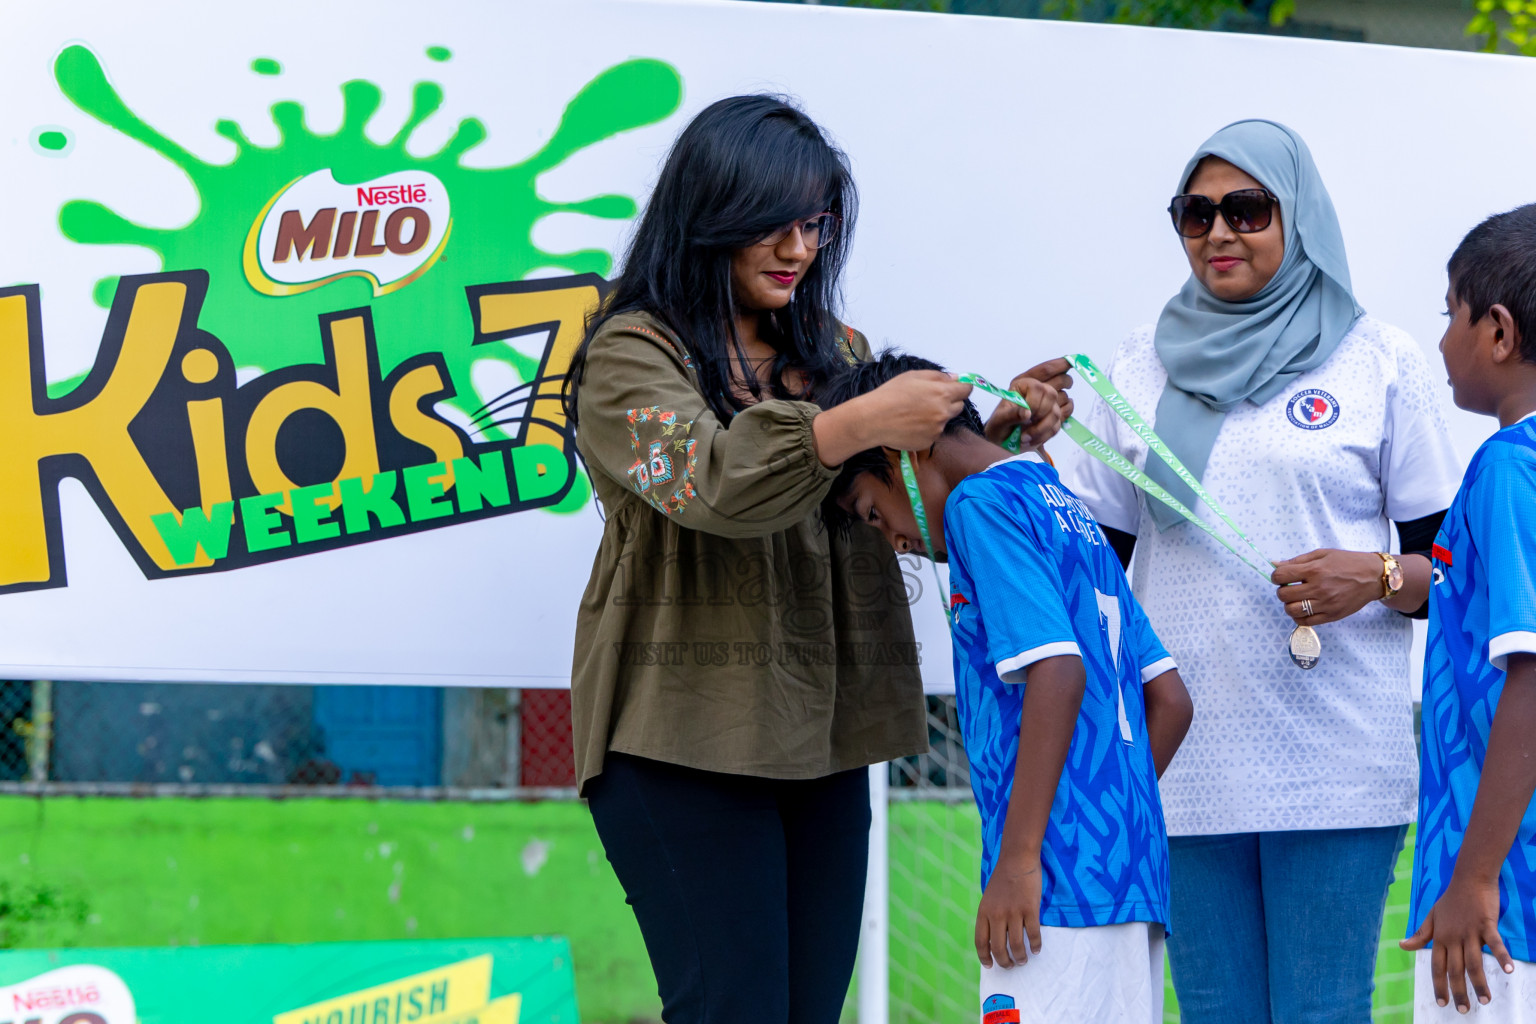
[985,451,1047,472]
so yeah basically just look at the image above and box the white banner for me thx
[0,0,1519,689]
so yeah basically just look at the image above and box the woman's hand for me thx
[1271,549,1387,626]
[983,358,1074,450]
[812,370,973,467]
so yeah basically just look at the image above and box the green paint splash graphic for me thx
[32,126,73,156]
[49,44,683,512]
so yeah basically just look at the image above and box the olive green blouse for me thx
[570,312,929,793]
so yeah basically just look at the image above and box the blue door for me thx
[312,686,443,786]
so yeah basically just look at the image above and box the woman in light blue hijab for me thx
[1068,120,1462,1023]
[1145,119,1363,525]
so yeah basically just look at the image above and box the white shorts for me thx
[1415,950,1536,1022]
[978,921,1165,1024]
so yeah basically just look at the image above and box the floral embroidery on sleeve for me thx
[625,406,699,515]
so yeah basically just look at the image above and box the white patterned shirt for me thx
[1067,317,1461,835]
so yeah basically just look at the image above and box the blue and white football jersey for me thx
[1409,414,1536,961]
[945,456,1176,929]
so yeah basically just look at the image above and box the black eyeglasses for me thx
[1168,188,1277,239]
[757,212,840,250]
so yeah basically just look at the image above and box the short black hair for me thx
[818,350,984,534]
[1449,203,1536,364]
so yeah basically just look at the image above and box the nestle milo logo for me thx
[244,170,451,297]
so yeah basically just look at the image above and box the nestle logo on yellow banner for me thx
[245,170,452,298]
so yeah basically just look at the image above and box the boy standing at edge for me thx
[820,353,1193,1024]
[1401,205,1536,1021]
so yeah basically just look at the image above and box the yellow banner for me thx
[272,954,491,1024]
[430,994,522,1024]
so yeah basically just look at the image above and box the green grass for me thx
[0,797,655,1022]
[0,795,1419,1022]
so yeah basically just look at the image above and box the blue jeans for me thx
[1167,825,1408,1024]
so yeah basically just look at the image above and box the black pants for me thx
[586,753,872,1024]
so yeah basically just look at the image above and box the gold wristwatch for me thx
[1378,552,1404,601]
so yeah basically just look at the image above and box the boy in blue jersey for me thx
[1400,205,1536,1020]
[820,354,1193,1024]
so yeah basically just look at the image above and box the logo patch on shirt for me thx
[1287,388,1340,430]
[950,591,970,611]
[1432,543,1453,566]
[982,994,1020,1024]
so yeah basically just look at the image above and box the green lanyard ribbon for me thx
[899,366,1275,630]
[1057,355,1274,582]
[898,374,1032,628]
[899,450,952,625]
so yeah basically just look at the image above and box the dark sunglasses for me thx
[1168,188,1277,239]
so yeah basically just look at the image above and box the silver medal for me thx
[1288,625,1321,670]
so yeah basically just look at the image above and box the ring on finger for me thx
[1301,599,1314,618]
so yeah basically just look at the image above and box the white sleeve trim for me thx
[1140,657,1177,683]
[997,641,1081,684]
[1385,492,1458,524]
[1489,631,1536,672]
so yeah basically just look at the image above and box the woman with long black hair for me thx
[563,95,1064,1022]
